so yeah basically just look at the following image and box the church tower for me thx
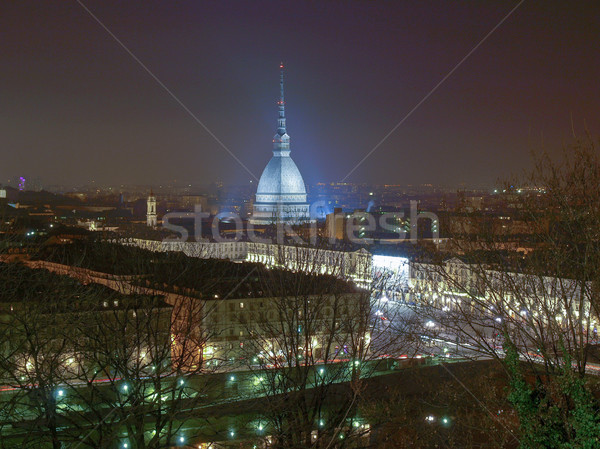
[251,64,310,224]
[147,190,157,227]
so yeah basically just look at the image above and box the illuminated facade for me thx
[251,64,310,224]
[122,238,372,286]
[147,191,157,227]
[201,292,366,363]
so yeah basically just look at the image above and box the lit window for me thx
[240,302,244,309]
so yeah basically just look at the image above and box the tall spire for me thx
[273,62,290,155]
[277,62,286,136]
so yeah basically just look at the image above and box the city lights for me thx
[2,2,597,448]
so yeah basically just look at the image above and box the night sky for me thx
[1,1,599,188]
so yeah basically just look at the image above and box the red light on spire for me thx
[280,62,284,69]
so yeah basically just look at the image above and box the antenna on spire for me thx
[279,63,285,104]
[277,63,286,135]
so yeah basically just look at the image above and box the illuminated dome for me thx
[256,149,307,200]
[251,64,310,225]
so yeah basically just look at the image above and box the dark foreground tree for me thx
[415,137,600,448]
[225,246,421,449]
[0,243,247,448]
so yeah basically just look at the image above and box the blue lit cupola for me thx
[252,63,310,224]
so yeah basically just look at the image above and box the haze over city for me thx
[2,1,599,188]
[2,3,600,448]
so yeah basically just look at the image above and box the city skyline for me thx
[1,1,599,188]
[2,3,600,447]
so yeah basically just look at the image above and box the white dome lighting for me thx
[251,64,310,225]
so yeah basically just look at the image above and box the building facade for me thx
[121,238,373,287]
[147,191,157,227]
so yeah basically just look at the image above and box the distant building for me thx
[76,219,99,231]
[326,208,345,241]
[64,192,87,201]
[147,191,157,227]
[181,194,208,211]
[251,64,310,224]
[325,208,409,243]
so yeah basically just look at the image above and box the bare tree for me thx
[215,245,421,448]
[0,262,113,448]
[0,241,251,448]
[413,137,600,447]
